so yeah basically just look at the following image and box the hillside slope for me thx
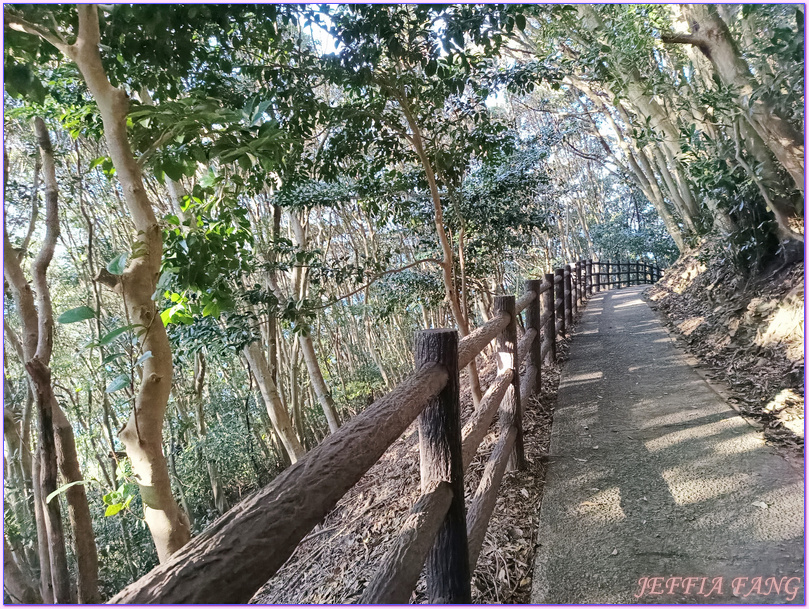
[646,246,804,452]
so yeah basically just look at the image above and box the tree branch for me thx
[31,118,60,363]
[563,139,603,162]
[20,151,40,257]
[660,33,703,47]
[4,10,70,54]
[318,258,443,309]
[93,268,121,291]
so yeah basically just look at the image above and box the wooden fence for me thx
[110,259,662,604]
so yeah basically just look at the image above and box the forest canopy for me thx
[2,3,803,602]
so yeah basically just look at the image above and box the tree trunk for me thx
[31,453,53,603]
[3,537,41,604]
[3,405,36,565]
[734,117,804,241]
[3,118,75,603]
[299,333,341,434]
[578,4,702,233]
[395,93,484,405]
[52,405,100,602]
[26,361,71,604]
[243,341,306,462]
[667,4,804,195]
[571,78,686,250]
[61,5,190,562]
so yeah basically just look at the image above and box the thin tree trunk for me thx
[31,453,52,603]
[4,537,41,604]
[299,333,341,433]
[27,364,71,603]
[242,342,306,462]
[52,404,100,602]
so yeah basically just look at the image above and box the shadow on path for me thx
[531,286,804,604]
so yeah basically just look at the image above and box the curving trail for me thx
[531,286,804,604]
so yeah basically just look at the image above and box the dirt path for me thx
[531,286,804,604]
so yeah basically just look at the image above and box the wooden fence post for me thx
[575,261,583,306]
[542,273,556,364]
[643,263,649,283]
[494,296,524,472]
[633,262,639,286]
[606,261,612,289]
[570,266,578,318]
[585,259,593,297]
[624,260,630,288]
[594,260,601,293]
[525,279,543,393]
[415,329,471,604]
[554,268,565,338]
[564,264,573,328]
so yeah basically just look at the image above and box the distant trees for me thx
[510,3,802,269]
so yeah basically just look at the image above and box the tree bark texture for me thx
[673,4,804,196]
[52,5,192,561]
[415,330,471,604]
[243,341,307,462]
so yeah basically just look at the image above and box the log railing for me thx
[110,259,662,605]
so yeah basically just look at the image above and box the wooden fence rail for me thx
[110,260,662,605]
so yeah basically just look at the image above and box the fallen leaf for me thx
[611,548,619,555]
[751,500,768,509]
[520,488,529,498]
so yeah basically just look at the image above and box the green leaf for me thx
[99,324,138,346]
[102,352,127,365]
[105,374,130,394]
[135,351,153,366]
[46,480,89,504]
[160,308,173,326]
[57,306,97,324]
[201,301,220,317]
[160,303,192,325]
[104,503,124,517]
[107,253,128,275]
[161,158,186,182]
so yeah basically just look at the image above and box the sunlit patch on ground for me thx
[646,243,803,458]
[660,466,752,506]
[573,487,626,523]
[755,287,804,362]
[677,316,704,336]
[727,481,805,543]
